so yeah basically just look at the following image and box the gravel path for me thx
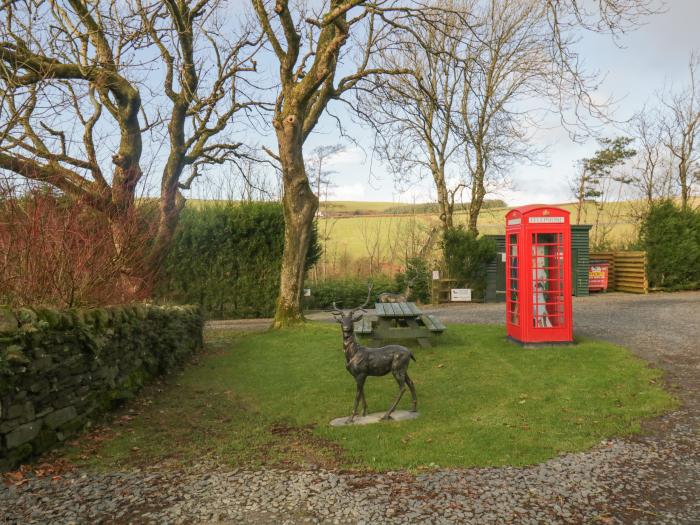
[2,292,699,524]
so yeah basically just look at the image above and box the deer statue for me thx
[377,278,414,303]
[331,285,417,423]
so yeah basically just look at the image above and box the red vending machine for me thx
[505,205,573,344]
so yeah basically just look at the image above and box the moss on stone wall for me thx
[0,304,203,470]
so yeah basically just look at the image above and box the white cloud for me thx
[391,184,435,204]
[328,183,367,200]
[501,188,571,207]
[325,146,365,167]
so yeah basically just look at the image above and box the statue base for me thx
[330,410,419,427]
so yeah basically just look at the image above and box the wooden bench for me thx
[353,317,374,335]
[420,314,446,333]
[354,302,446,347]
[374,301,422,318]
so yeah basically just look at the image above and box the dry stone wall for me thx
[0,305,203,470]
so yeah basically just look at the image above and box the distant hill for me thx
[319,199,507,217]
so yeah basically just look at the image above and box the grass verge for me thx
[62,323,675,471]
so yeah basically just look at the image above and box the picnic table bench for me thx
[354,302,445,347]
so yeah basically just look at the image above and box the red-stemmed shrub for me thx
[0,183,154,307]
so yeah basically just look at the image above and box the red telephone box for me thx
[505,205,573,344]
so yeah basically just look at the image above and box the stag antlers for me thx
[330,282,373,320]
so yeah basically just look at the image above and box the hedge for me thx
[640,200,700,290]
[442,227,497,298]
[157,202,321,319]
[303,276,399,311]
[303,259,431,311]
[0,304,203,470]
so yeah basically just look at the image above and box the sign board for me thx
[432,270,440,280]
[588,263,609,292]
[501,252,507,263]
[303,288,311,297]
[450,288,472,302]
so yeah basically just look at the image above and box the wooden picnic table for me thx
[354,302,445,348]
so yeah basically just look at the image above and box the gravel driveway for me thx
[2,292,699,524]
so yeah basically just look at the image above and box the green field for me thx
[318,200,643,266]
[321,200,418,214]
[63,324,674,471]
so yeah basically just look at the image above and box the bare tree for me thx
[306,143,343,281]
[0,0,261,278]
[571,161,591,225]
[462,0,660,233]
[628,108,676,206]
[251,0,462,326]
[306,143,344,213]
[360,217,380,276]
[358,0,659,235]
[384,216,404,265]
[356,3,465,233]
[392,212,435,267]
[459,0,553,234]
[461,0,658,233]
[660,53,700,209]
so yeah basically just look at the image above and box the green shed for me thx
[484,224,591,302]
[570,224,592,297]
[484,234,506,303]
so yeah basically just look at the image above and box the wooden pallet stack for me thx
[614,251,648,294]
[589,251,648,294]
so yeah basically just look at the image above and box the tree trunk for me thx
[108,209,149,299]
[467,166,486,235]
[467,198,481,235]
[575,174,586,225]
[108,152,185,298]
[273,114,319,328]
[150,184,186,270]
[679,158,689,209]
[435,180,453,232]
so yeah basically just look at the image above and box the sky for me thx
[292,0,700,206]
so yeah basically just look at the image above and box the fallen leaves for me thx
[2,469,28,487]
[2,459,74,487]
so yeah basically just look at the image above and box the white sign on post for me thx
[450,288,472,302]
[432,270,440,280]
[303,288,311,297]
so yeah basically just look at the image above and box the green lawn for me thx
[65,324,675,472]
